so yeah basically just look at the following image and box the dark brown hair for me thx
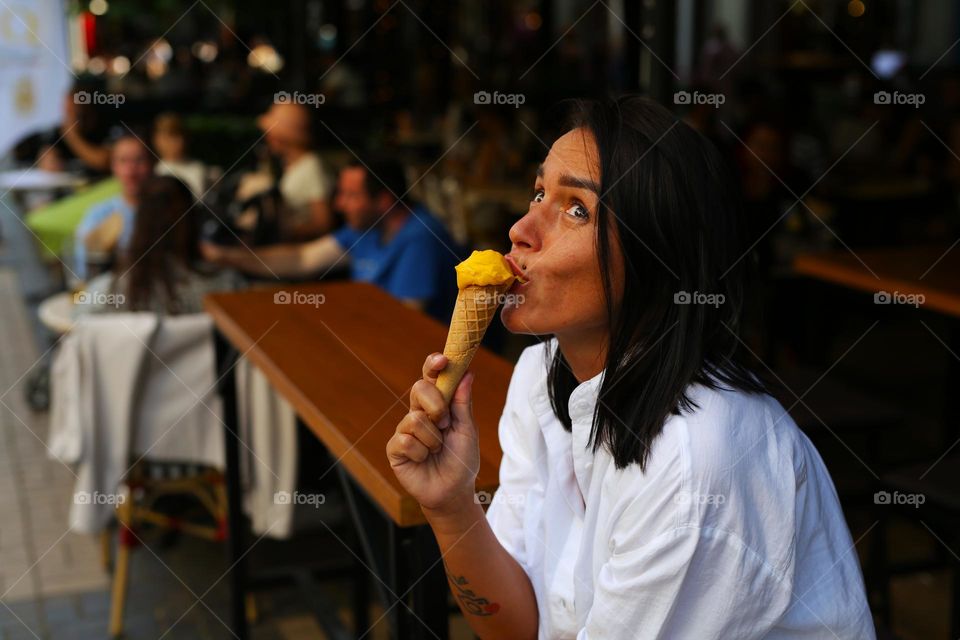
[548,96,766,471]
[116,175,200,313]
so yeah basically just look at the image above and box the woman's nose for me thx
[509,210,541,252]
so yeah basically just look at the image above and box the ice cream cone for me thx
[436,283,508,403]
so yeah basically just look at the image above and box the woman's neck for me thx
[556,329,607,383]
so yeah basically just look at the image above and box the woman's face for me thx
[503,127,623,339]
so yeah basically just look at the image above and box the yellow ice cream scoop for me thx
[436,250,518,404]
[455,250,517,289]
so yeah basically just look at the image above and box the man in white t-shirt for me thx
[256,102,333,241]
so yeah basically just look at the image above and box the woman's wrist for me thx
[422,495,485,537]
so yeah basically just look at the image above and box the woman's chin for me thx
[501,304,538,335]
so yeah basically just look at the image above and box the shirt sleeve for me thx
[577,524,792,639]
[484,347,542,572]
[288,155,330,202]
[331,224,359,251]
[73,203,109,281]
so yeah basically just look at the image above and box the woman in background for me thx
[153,113,209,197]
[85,175,240,314]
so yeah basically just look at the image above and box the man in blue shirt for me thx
[202,158,461,319]
[73,134,155,280]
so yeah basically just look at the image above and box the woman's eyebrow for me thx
[536,163,600,194]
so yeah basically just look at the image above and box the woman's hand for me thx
[387,353,479,515]
[200,241,229,265]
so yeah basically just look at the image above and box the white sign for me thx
[0,0,72,157]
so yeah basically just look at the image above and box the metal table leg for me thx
[215,336,248,640]
[409,525,449,639]
[337,466,449,639]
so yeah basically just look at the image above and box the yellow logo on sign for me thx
[0,5,40,46]
[14,77,35,115]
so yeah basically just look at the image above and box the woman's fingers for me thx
[200,241,222,263]
[399,410,444,454]
[387,431,431,465]
[450,371,475,426]
[421,353,448,383]
[410,379,450,429]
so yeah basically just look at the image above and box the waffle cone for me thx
[436,283,508,403]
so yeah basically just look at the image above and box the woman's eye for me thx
[531,189,545,203]
[564,202,589,220]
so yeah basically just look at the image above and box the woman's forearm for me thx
[223,243,301,278]
[222,236,344,279]
[62,127,111,172]
[425,502,538,640]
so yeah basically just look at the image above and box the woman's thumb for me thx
[450,371,475,426]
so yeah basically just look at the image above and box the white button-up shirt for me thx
[486,342,875,639]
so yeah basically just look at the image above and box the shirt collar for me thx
[529,359,603,511]
[528,346,605,424]
[569,371,603,424]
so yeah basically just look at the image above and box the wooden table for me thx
[793,244,960,445]
[794,245,960,318]
[205,281,513,639]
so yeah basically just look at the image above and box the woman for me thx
[85,175,240,314]
[153,112,208,197]
[387,97,874,639]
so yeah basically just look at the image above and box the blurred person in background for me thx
[73,133,155,281]
[241,101,334,241]
[84,175,240,314]
[58,84,114,174]
[153,113,207,197]
[202,158,459,319]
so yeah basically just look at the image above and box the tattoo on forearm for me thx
[446,572,501,615]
